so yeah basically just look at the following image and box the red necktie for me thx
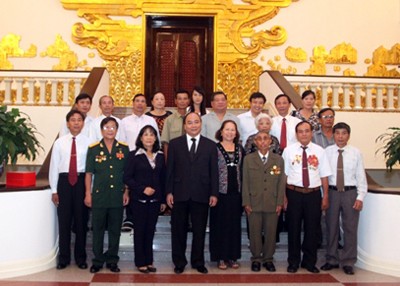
[68,137,78,186]
[302,146,310,188]
[280,118,287,150]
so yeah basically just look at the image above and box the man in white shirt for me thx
[270,94,301,153]
[201,91,241,142]
[88,95,121,143]
[119,93,159,151]
[238,92,266,144]
[50,110,91,270]
[320,122,367,275]
[60,93,94,137]
[282,121,332,274]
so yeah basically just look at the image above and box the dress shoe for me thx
[77,262,88,269]
[301,264,320,273]
[251,261,261,272]
[320,262,339,271]
[147,265,157,273]
[343,265,354,275]
[138,267,150,273]
[174,266,184,274]
[195,266,208,274]
[287,264,298,273]
[90,265,102,273]
[56,263,68,270]
[263,262,276,272]
[106,263,120,273]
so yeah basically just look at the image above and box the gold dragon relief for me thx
[0,34,37,69]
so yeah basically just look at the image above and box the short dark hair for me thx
[333,122,351,134]
[301,90,316,100]
[295,121,313,133]
[66,110,85,122]
[132,93,146,102]
[249,92,266,103]
[100,117,119,130]
[75,93,92,104]
[211,91,227,101]
[318,107,335,118]
[175,89,190,99]
[135,125,161,153]
[183,112,202,125]
[215,120,240,144]
[274,93,291,104]
[149,91,165,111]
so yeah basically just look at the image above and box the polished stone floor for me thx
[2,215,400,285]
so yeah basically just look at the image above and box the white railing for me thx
[285,75,400,111]
[0,70,90,106]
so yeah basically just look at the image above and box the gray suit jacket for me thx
[242,152,286,212]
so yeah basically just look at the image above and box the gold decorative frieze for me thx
[61,0,294,106]
[326,42,357,64]
[285,46,307,62]
[217,59,263,109]
[40,34,88,70]
[0,34,37,69]
[365,43,400,77]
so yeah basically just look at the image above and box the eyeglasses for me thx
[321,115,334,119]
[102,126,116,130]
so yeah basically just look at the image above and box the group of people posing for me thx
[49,88,367,276]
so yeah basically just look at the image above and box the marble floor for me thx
[2,216,400,286]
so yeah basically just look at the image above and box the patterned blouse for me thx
[291,109,320,131]
[216,142,244,194]
[145,110,172,135]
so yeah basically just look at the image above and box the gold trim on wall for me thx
[61,0,293,106]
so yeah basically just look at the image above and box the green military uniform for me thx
[86,139,129,267]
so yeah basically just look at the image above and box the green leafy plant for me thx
[0,105,43,165]
[376,127,400,171]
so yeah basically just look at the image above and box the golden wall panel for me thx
[61,0,293,106]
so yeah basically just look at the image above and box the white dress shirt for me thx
[270,115,301,148]
[325,144,368,201]
[238,110,258,144]
[49,133,91,193]
[59,115,94,138]
[186,134,201,152]
[282,142,332,188]
[88,114,121,143]
[119,113,159,151]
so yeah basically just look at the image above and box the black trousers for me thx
[56,174,88,265]
[131,201,160,267]
[286,188,321,267]
[171,200,209,268]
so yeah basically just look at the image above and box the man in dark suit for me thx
[166,112,219,274]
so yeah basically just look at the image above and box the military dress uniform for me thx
[86,139,129,268]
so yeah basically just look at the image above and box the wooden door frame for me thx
[145,15,214,107]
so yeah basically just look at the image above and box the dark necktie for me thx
[280,118,287,150]
[68,137,78,186]
[190,138,196,160]
[301,146,310,188]
[262,156,267,164]
[337,149,345,192]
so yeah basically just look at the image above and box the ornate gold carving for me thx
[285,46,307,62]
[365,44,400,77]
[343,68,356,76]
[217,59,262,108]
[0,34,37,69]
[105,51,142,107]
[326,42,357,64]
[61,0,294,106]
[40,34,88,70]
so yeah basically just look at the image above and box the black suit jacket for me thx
[166,135,219,204]
[123,150,166,203]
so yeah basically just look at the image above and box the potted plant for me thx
[0,105,43,179]
[375,127,400,171]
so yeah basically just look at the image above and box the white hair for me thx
[254,113,273,128]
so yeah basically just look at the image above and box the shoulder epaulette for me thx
[118,141,129,147]
[89,141,100,148]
